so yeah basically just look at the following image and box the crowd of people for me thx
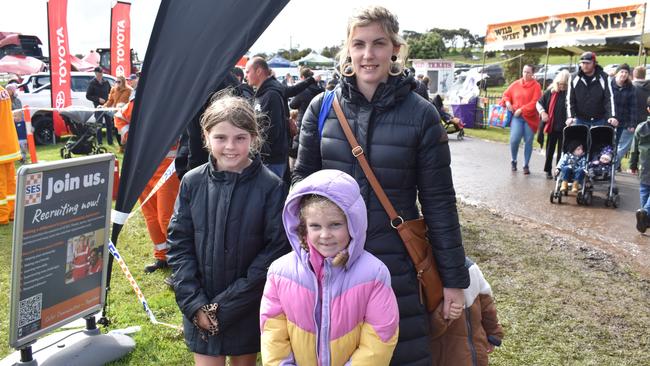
[508,51,650,233]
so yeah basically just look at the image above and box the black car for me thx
[473,64,505,89]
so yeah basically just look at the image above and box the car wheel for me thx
[33,115,55,145]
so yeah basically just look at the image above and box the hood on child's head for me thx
[283,170,367,268]
[567,139,584,156]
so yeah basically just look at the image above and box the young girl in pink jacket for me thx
[260,169,399,365]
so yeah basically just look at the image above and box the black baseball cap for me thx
[93,66,102,73]
[579,51,596,63]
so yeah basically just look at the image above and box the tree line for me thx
[256,28,485,62]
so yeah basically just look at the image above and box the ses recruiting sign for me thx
[485,3,646,51]
[10,154,114,349]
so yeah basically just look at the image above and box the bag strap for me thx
[331,97,403,227]
[318,90,336,138]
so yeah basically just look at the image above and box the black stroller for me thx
[58,109,108,159]
[550,125,589,204]
[432,95,465,140]
[581,125,619,208]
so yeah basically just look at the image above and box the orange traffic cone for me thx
[23,106,38,164]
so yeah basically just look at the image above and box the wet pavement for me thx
[449,136,650,274]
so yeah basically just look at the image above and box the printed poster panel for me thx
[485,4,645,51]
[9,154,114,349]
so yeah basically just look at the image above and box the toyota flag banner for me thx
[110,1,131,77]
[47,0,71,137]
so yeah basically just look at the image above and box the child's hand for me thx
[447,303,464,321]
[196,309,217,331]
[443,288,464,320]
[487,343,495,353]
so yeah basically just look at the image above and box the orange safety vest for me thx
[0,86,21,164]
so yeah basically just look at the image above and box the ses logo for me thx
[24,173,43,206]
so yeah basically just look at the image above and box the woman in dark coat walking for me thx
[293,6,469,365]
[167,95,289,366]
[537,70,570,179]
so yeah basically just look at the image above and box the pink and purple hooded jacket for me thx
[260,169,399,366]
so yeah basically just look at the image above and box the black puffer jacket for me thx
[293,74,470,366]
[611,79,637,129]
[167,155,290,356]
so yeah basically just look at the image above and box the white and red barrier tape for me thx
[108,240,181,330]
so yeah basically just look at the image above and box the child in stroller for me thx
[556,140,588,193]
[588,145,614,178]
[550,125,589,204]
[432,94,465,140]
[59,109,108,158]
[584,125,619,207]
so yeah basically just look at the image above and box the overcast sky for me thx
[3,0,645,58]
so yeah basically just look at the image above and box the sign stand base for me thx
[0,316,136,366]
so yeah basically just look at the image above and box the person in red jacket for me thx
[502,64,542,175]
[114,98,180,278]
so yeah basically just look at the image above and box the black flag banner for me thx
[103,0,290,320]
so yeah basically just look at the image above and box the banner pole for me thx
[639,3,647,66]
[542,46,551,90]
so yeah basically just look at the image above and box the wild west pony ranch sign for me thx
[485,4,646,51]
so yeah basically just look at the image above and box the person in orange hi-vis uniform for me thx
[114,96,180,276]
[0,85,21,225]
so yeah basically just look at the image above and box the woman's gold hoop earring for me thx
[389,59,403,76]
[341,57,355,77]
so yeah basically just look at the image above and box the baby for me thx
[589,145,614,177]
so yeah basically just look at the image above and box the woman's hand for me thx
[443,288,465,320]
[505,102,513,112]
[540,111,549,122]
[514,108,522,117]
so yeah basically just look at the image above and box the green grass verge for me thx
[0,140,648,364]
[465,126,511,144]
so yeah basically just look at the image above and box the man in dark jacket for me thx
[566,52,618,128]
[245,57,301,178]
[86,66,113,144]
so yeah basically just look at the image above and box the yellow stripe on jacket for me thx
[0,87,20,163]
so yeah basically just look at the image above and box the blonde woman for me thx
[103,75,132,108]
[537,69,571,179]
[293,6,469,365]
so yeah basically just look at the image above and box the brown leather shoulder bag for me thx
[331,97,443,312]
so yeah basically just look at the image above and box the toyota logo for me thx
[55,91,66,109]
[116,65,125,76]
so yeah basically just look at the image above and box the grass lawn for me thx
[1,139,648,365]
